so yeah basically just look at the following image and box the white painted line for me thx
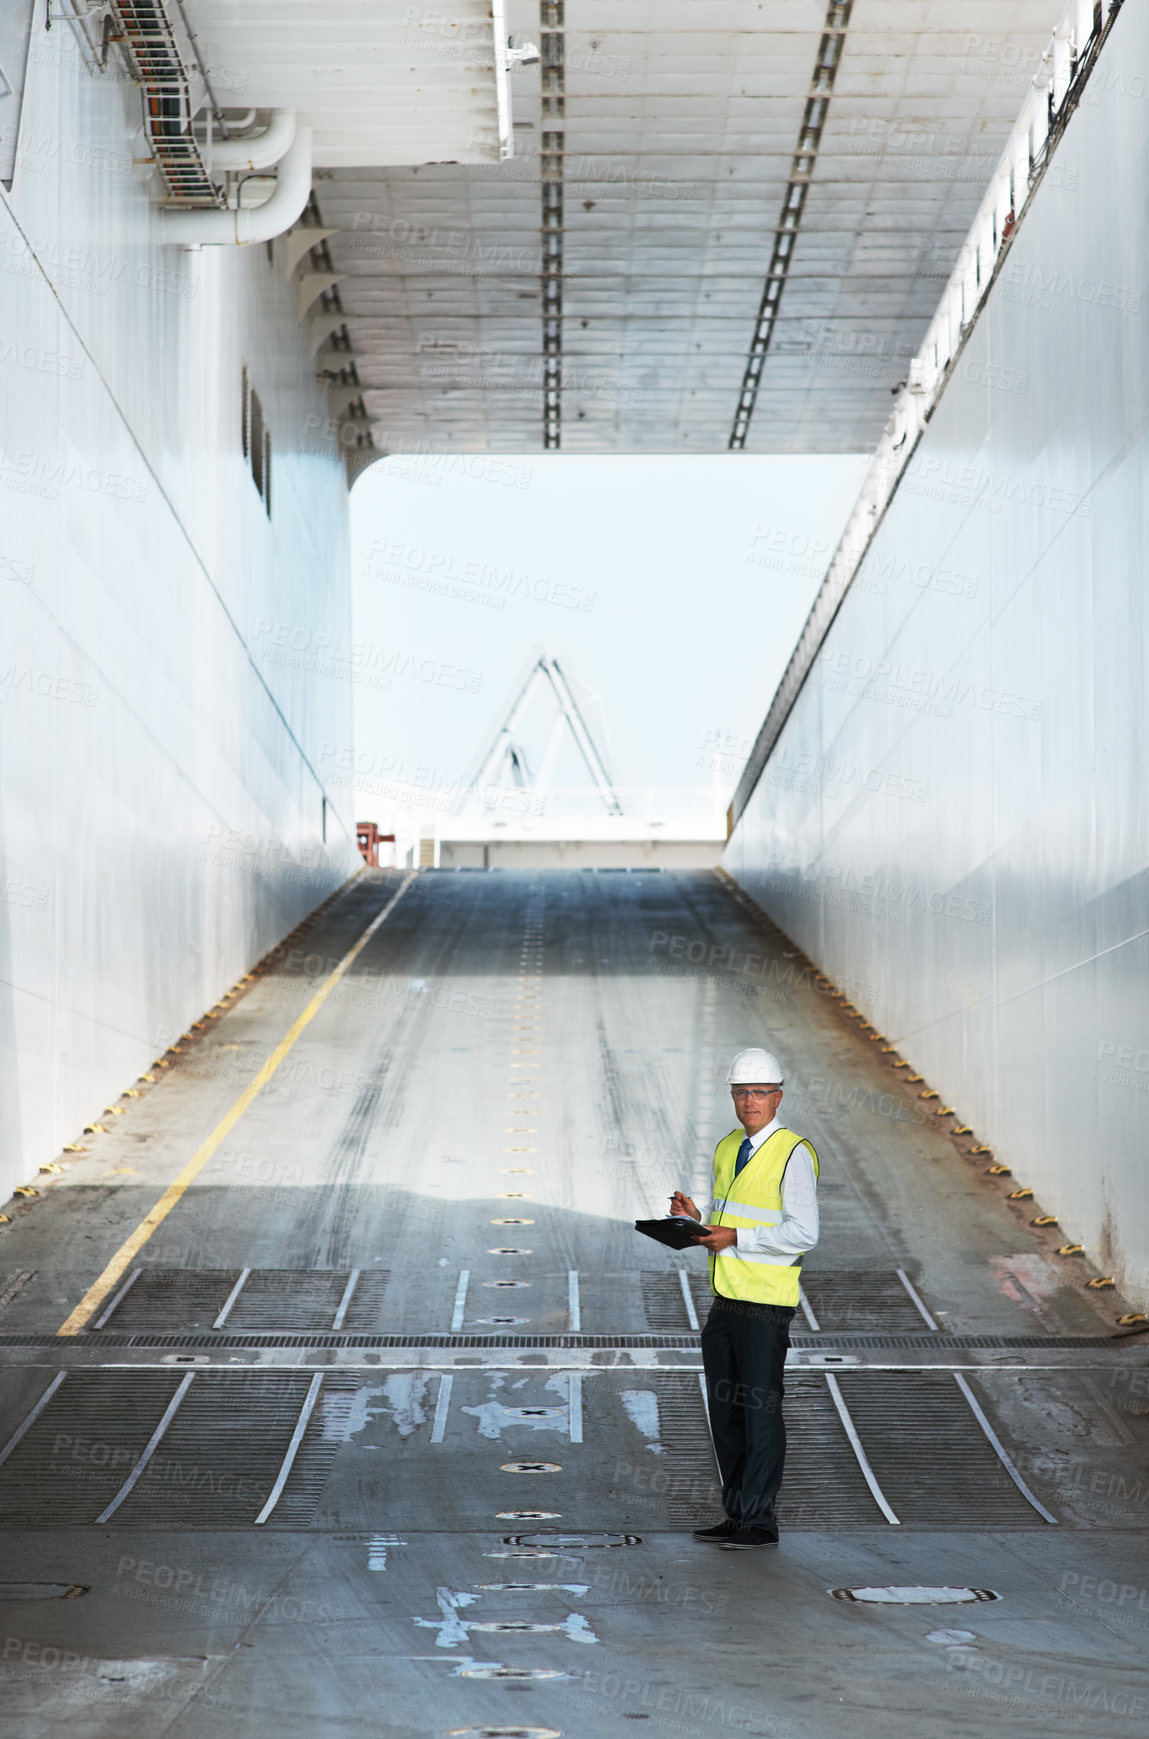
[255,1373,324,1524]
[697,1371,721,1478]
[567,1271,580,1332]
[568,1375,583,1443]
[95,1373,196,1523]
[824,1373,900,1525]
[92,1267,141,1329]
[678,1270,700,1331]
[798,1286,821,1332]
[212,1267,252,1329]
[896,1269,939,1330]
[952,1372,1058,1523]
[451,1270,470,1333]
[0,1372,67,1467]
[431,1373,453,1443]
[331,1269,361,1331]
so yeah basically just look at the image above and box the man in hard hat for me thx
[671,1047,818,1549]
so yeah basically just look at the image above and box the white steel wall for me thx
[0,18,359,1199]
[726,1,1149,1305]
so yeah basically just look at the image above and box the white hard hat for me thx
[726,1047,784,1086]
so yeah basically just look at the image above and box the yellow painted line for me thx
[57,872,418,1336]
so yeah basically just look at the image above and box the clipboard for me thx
[635,1216,707,1251]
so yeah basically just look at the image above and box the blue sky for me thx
[350,453,866,823]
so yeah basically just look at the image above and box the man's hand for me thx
[694,1226,738,1252]
[669,1192,700,1220]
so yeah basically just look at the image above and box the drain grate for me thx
[834,1372,1051,1526]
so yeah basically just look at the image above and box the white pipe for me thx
[204,108,296,172]
[163,126,313,246]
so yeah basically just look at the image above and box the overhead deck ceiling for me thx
[307,0,1065,455]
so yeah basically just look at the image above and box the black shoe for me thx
[692,1518,738,1542]
[720,1526,779,1550]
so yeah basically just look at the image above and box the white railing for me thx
[732,0,1116,826]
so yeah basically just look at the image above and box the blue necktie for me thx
[733,1137,753,1178]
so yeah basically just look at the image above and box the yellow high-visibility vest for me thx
[708,1126,819,1308]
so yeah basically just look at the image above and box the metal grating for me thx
[641,1274,692,1331]
[110,0,223,207]
[776,1374,889,1528]
[10,1330,1140,1351]
[0,1371,358,1530]
[836,1372,1053,1527]
[801,1271,932,1335]
[729,0,853,448]
[650,1375,722,1530]
[96,1268,390,1333]
[0,1373,185,1526]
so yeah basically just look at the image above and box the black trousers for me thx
[700,1294,794,1531]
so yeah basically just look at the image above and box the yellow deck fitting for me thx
[123,1088,141,1098]
[987,1164,1011,1176]
[1031,1215,1058,1227]
[919,1089,939,1100]
[971,1144,992,1154]
[892,1060,910,1069]
[83,1124,107,1135]
[39,1162,63,1174]
[1007,1187,1034,1200]
[62,1144,86,1153]
[13,1186,37,1198]
[154,1060,170,1069]
[1087,1277,1115,1290]
[138,1074,155,1083]
[0,1214,8,1224]
[953,1125,972,1135]
[103,1106,125,1116]
[934,1105,955,1115]
[1118,1313,1148,1326]
[1056,1244,1084,1256]
[906,1073,924,1084]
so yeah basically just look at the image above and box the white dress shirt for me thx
[703,1114,819,1259]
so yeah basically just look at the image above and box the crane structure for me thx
[460,654,623,817]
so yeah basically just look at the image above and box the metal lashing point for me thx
[1087,1277,1115,1290]
[1118,1313,1149,1327]
[934,1105,955,1116]
[971,1144,992,1155]
[906,1074,924,1084]
[953,1125,972,1135]
[501,1462,563,1473]
[83,1124,106,1135]
[62,1144,86,1153]
[1056,1244,1084,1257]
[1031,1215,1059,1228]
[1007,1188,1033,1200]
[986,1164,1011,1176]
[13,1187,37,1199]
